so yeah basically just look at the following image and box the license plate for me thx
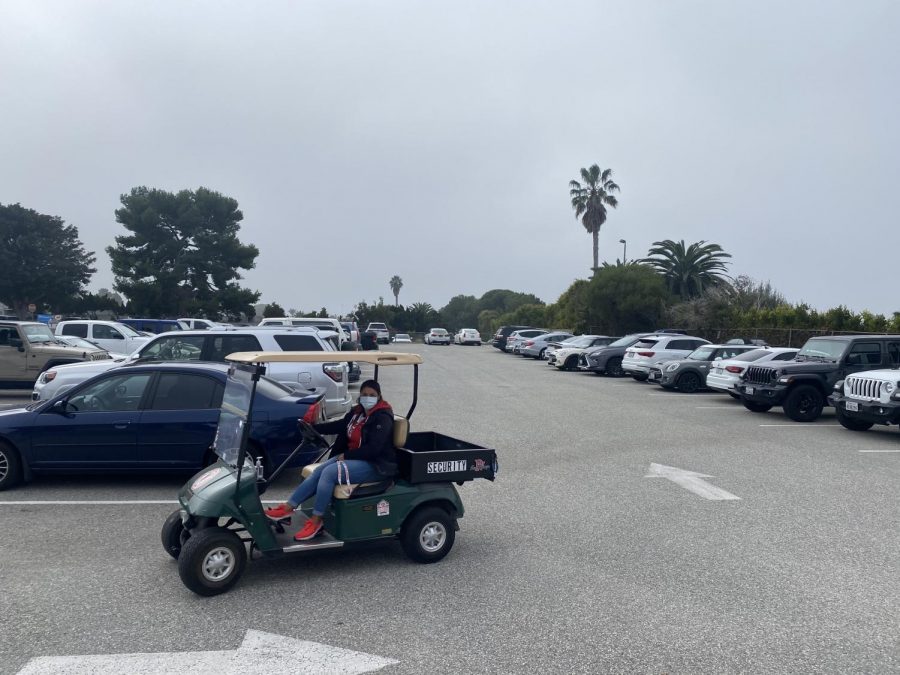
[713,367,722,374]
[745,386,755,395]
[845,401,859,412]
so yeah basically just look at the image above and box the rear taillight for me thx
[638,351,655,357]
[302,401,321,423]
[524,340,534,347]
[726,365,745,374]
[323,363,344,383]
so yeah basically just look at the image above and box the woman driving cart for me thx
[264,379,397,540]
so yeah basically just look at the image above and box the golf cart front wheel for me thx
[161,509,185,559]
[401,507,455,563]
[178,527,247,596]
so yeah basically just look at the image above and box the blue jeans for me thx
[287,456,381,516]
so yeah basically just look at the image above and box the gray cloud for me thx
[1,0,897,317]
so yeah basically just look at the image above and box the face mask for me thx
[359,396,378,411]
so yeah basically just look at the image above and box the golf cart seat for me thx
[300,415,408,499]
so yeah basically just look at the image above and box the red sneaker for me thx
[294,519,324,541]
[264,504,294,520]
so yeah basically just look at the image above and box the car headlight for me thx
[883,381,896,395]
[665,362,680,372]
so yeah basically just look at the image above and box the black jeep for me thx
[735,335,900,422]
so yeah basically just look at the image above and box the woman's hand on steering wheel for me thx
[298,420,330,448]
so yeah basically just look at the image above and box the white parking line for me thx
[858,449,900,453]
[695,406,742,410]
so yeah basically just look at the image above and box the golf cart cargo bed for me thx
[398,432,497,484]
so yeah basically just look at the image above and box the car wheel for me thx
[631,372,649,382]
[401,506,456,564]
[178,527,247,596]
[676,372,702,393]
[783,385,825,422]
[836,408,874,432]
[606,357,624,377]
[742,400,772,413]
[728,392,741,400]
[161,509,186,559]
[536,348,546,360]
[0,440,22,491]
[564,356,579,371]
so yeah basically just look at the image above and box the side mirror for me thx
[51,400,68,414]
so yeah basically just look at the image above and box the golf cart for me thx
[163,351,498,596]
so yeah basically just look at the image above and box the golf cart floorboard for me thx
[267,513,345,554]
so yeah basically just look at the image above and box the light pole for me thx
[619,239,627,264]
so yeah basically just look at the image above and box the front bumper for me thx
[736,382,787,405]
[830,394,900,425]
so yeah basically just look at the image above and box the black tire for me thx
[606,357,624,377]
[631,372,649,382]
[161,510,186,559]
[729,392,741,400]
[836,409,874,432]
[401,506,456,564]
[536,348,546,360]
[0,440,22,491]
[676,372,702,393]
[742,400,772,413]
[564,356,579,371]
[783,385,825,422]
[177,527,247,596]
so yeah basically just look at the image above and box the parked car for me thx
[705,348,799,397]
[649,344,761,392]
[392,334,412,343]
[520,332,574,359]
[424,328,451,345]
[578,334,656,376]
[340,321,361,344]
[365,322,391,344]
[491,325,533,351]
[259,317,350,347]
[117,318,187,334]
[829,363,900,432]
[178,318,223,330]
[0,321,108,389]
[505,329,548,354]
[55,320,151,355]
[737,335,900,422]
[548,335,616,370]
[725,337,770,346]
[34,327,351,419]
[622,335,710,381]
[55,335,125,359]
[0,362,326,490]
[454,328,482,345]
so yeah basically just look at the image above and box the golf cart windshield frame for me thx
[213,362,264,493]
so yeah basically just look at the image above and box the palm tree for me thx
[569,164,620,272]
[389,275,403,306]
[642,239,732,300]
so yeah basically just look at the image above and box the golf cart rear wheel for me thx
[161,509,185,559]
[401,507,455,564]
[178,527,247,596]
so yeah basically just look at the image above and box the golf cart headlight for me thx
[833,379,844,393]
[665,362,680,372]
[883,381,895,395]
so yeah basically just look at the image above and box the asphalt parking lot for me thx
[2,346,899,673]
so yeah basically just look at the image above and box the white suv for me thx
[33,327,352,419]
[622,334,710,381]
[259,317,349,347]
[55,320,150,355]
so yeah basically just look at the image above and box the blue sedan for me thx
[0,362,324,490]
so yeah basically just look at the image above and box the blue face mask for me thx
[359,396,378,411]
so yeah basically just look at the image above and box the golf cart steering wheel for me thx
[298,420,330,449]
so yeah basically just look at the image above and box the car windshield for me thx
[633,339,658,350]
[798,339,846,360]
[609,335,640,348]
[111,322,141,337]
[566,336,597,348]
[396,334,410,339]
[22,324,56,343]
[213,364,255,466]
[432,329,447,335]
[689,346,717,361]
[730,349,772,363]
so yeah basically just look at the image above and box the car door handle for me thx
[113,421,130,429]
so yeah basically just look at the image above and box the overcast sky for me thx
[1,1,898,317]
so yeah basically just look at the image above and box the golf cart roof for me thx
[226,351,424,366]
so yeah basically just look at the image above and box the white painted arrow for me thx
[645,463,740,501]
[18,629,398,675]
